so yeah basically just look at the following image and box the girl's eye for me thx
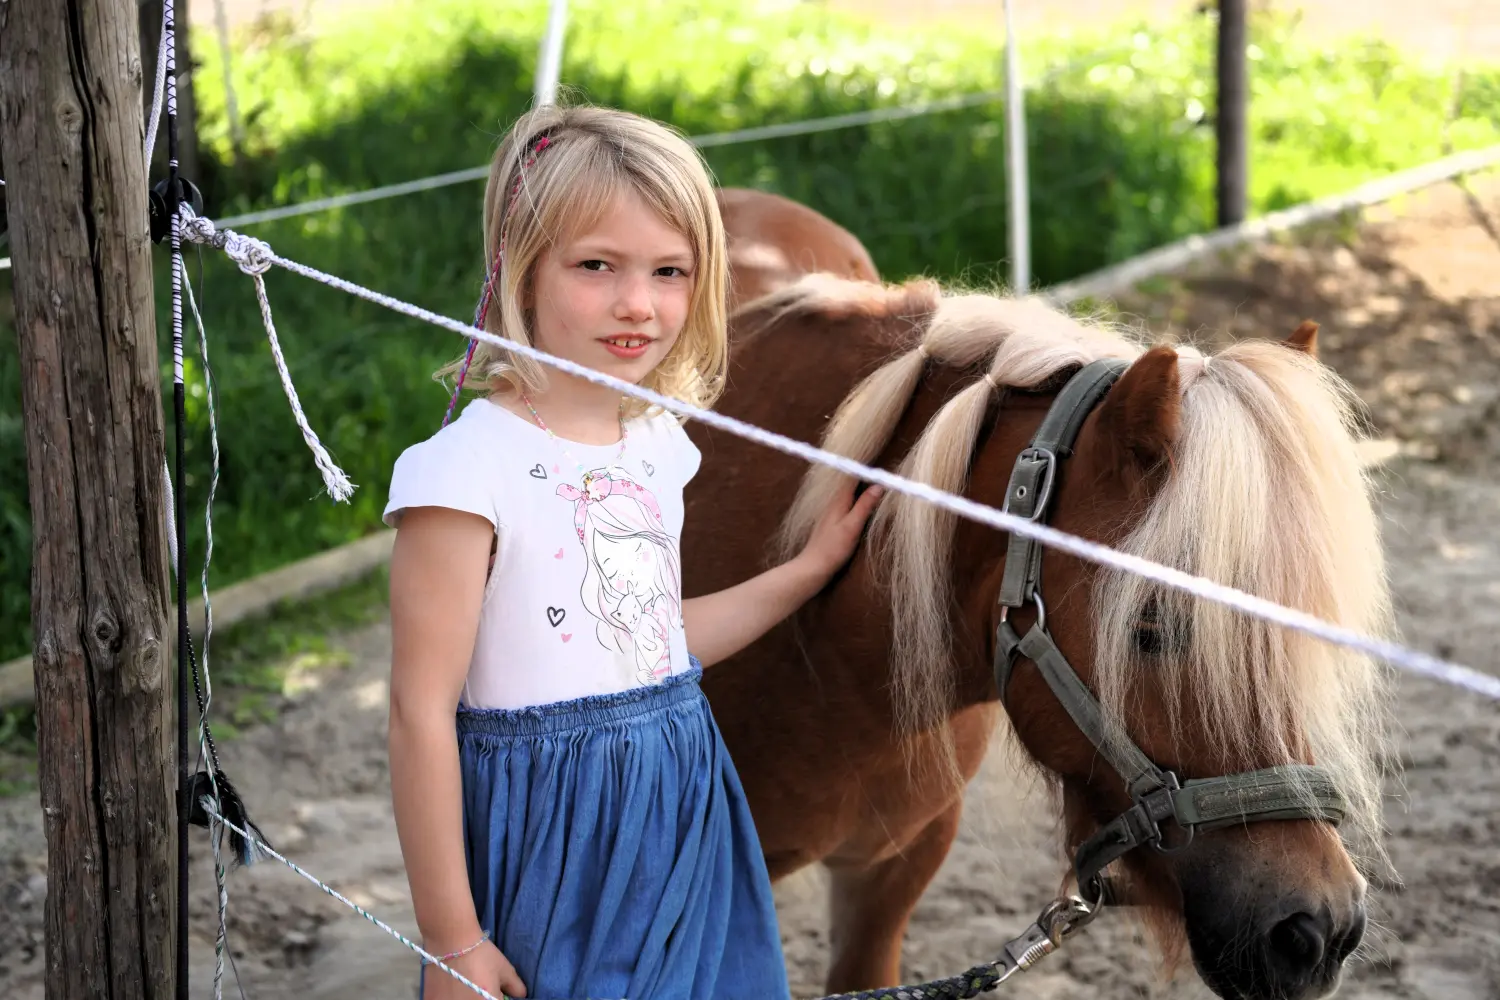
[655,266,689,278]
[579,259,610,272]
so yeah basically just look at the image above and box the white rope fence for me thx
[192,87,1053,230]
[177,207,1500,702]
[156,39,1138,234]
[202,802,508,1000]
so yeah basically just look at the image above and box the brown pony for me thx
[683,277,1393,1000]
[715,187,880,313]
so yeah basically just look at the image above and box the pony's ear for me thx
[1284,320,1319,358]
[1091,345,1180,477]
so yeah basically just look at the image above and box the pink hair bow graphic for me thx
[556,472,665,543]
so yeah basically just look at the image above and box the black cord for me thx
[162,1,191,995]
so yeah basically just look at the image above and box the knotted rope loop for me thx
[177,206,357,503]
[180,208,275,276]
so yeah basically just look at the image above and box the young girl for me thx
[383,102,881,1000]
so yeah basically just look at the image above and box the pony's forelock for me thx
[1091,340,1393,871]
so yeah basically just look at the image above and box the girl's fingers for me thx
[848,485,884,524]
[497,955,527,998]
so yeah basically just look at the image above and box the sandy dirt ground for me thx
[2,174,1498,999]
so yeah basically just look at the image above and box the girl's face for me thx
[529,188,696,386]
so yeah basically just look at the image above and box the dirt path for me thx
[3,178,1500,999]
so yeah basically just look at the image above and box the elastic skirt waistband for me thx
[455,661,704,738]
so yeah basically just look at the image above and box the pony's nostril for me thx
[1330,907,1367,964]
[1268,911,1328,975]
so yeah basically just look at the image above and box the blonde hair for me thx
[437,100,729,418]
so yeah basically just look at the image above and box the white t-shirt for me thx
[383,396,702,710]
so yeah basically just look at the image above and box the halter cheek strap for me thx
[991,359,1347,905]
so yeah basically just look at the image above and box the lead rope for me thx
[815,893,1099,999]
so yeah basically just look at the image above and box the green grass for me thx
[1,0,1497,664]
[206,564,391,735]
[0,567,390,797]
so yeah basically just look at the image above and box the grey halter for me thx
[991,359,1347,905]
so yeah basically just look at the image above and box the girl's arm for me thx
[683,480,883,667]
[388,507,495,955]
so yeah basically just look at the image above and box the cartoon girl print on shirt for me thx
[557,468,683,686]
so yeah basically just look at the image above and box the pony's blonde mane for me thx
[776,278,1145,742]
[774,274,1393,868]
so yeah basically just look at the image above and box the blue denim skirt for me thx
[419,663,790,1000]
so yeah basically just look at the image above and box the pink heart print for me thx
[561,633,572,643]
[554,548,565,559]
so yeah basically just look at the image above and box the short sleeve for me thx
[664,414,703,484]
[382,430,500,530]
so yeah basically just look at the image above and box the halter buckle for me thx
[1002,446,1058,520]
[1134,772,1196,855]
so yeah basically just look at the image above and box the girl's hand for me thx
[681,477,884,666]
[795,478,885,583]
[424,939,526,1000]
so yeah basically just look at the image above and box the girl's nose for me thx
[614,274,655,322]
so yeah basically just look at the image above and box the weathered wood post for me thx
[1216,0,1249,227]
[0,0,178,996]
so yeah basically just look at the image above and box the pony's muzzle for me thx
[1262,901,1367,997]
[1176,824,1368,1000]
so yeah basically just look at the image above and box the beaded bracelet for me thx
[423,930,490,966]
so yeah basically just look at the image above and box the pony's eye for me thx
[1132,601,1184,657]
[1132,623,1166,657]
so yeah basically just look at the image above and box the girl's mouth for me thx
[601,335,652,360]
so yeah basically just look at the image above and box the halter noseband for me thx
[991,359,1347,906]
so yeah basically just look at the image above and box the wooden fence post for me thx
[0,0,177,996]
[1216,0,1249,227]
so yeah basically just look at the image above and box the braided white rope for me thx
[201,803,506,1000]
[163,463,179,571]
[180,208,356,502]
[144,14,171,167]
[178,210,1500,702]
[183,271,233,999]
[208,810,230,1000]
[183,272,223,752]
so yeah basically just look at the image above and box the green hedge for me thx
[1,0,1496,660]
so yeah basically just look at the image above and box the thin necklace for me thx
[519,392,628,492]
